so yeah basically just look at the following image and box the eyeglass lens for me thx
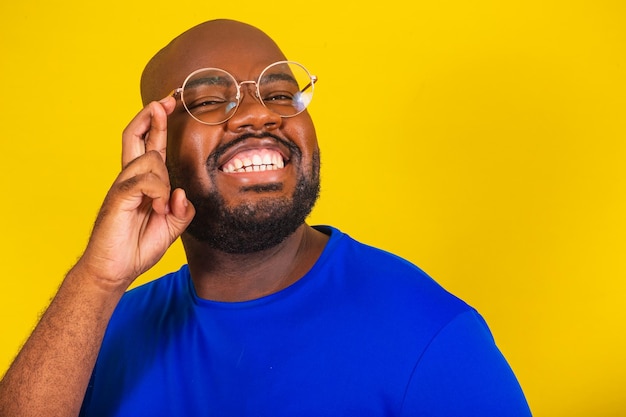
[181,61,314,125]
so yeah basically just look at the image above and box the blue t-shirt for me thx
[81,226,531,416]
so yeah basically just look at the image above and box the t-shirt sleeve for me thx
[400,310,532,416]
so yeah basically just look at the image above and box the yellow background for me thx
[1,1,625,415]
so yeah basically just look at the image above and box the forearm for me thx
[0,266,126,417]
[0,96,193,417]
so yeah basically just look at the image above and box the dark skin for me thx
[152,21,328,301]
[0,19,327,416]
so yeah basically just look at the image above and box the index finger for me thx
[121,96,176,168]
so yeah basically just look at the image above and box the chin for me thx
[182,148,321,254]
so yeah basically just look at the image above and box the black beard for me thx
[170,135,321,254]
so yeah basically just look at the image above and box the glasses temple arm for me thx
[300,75,318,93]
[170,88,182,99]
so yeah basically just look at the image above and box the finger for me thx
[121,97,176,168]
[121,102,164,168]
[167,188,196,235]
[144,96,176,161]
[112,170,172,215]
[169,187,196,223]
[116,150,171,187]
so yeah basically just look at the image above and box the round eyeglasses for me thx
[172,61,317,125]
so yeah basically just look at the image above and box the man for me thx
[0,19,531,416]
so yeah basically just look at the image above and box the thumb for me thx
[167,188,196,237]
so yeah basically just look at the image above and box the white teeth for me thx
[273,154,284,169]
[222,151,286,173]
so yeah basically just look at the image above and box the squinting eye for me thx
[186,96,227,111]
[263,92,295,103]
[196,98,225,107]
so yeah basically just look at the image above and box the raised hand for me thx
[77,96,195,290]
[0,97,195,417]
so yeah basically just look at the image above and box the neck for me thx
[181,224,329,302]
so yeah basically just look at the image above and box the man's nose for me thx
[226,83,282,132]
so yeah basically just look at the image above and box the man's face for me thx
[161,29,320,253]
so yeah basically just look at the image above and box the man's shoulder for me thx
[320,226,448,288]
[317,225,421,266]
[115,266,190,316]
[317,225,472,320]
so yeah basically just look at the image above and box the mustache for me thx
[208,132,301,167]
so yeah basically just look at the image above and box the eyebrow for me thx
[260,72,298,86]
[185,75,233,90]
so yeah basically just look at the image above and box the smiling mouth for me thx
[221,148,286,173]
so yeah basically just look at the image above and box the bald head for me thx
[140,19,286,105]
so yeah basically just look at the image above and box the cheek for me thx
[166,119,221,188]
[286,113,319,159]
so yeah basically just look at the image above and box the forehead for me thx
[142,21,288,104]
[178,45,283,78]
[171,27,284,81]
